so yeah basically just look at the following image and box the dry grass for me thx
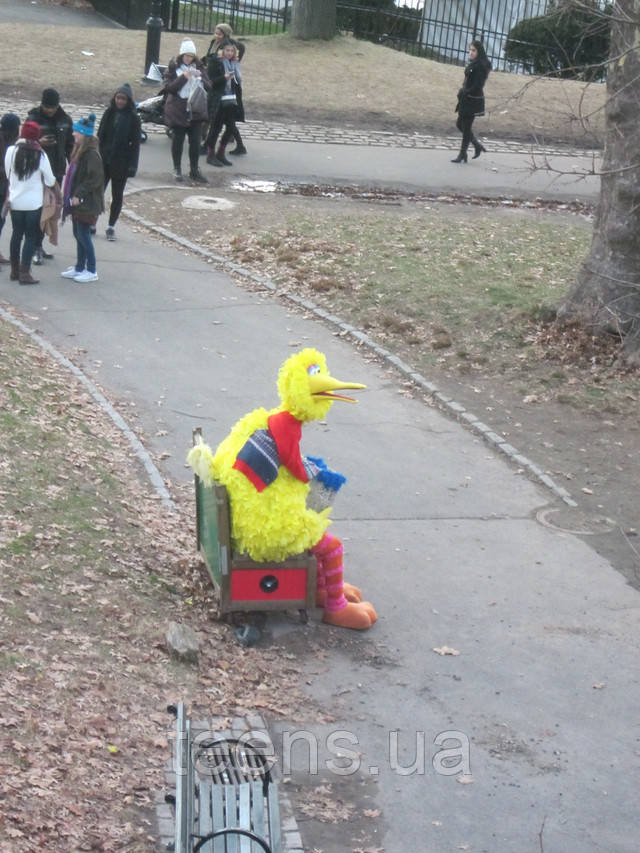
[0,24,605,144]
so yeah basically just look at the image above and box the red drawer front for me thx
[231,567,309,602]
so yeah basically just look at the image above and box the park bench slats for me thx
[238,784,251,853]
[171,703,282,853]
[250,781,265,848]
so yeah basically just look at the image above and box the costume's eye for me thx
[307,364,320,375]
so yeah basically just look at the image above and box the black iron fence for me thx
[91,0,289,35]
[336,1,611,74]
[91,1,608,75]
[336,0,553,72]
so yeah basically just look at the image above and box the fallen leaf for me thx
[363,808,381,818]
[433,646,460,656]
[592,682,606,689]
[456,774,474,784]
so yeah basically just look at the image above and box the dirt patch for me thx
[122,184,640,593]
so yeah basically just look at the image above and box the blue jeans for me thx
[72,219,96,273]
[10,207,41,266]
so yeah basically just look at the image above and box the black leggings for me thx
[103,164,128,228]
[207,106,239,150]
[456,114,480,155]
[171,122,203,173]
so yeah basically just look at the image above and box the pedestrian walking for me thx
[203,23,247,157]
[97,83,141,242]
[163,38,211,184]
[206,42,244,167]
[61,114,104,284]
[452,40,491,163]
[27,88,73,262]
[0,113,20,265]
[4,120,56,284]
[202,23,232,153]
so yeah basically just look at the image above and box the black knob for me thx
[259,574,279,593]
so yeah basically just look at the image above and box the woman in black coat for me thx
[452,40,491,163]
[97,83,141,240]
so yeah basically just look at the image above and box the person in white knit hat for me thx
[163,38,211,184]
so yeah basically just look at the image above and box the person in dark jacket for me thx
[206,41,245,167]
[203,24,247,158]
[97,83,141,241]
[163,38,211,184]
[27,88,73,262]
[452,40,491,163]
[61,114,104,283]
[0,113,20,265]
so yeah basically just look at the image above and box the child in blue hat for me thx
[61,114,105,283]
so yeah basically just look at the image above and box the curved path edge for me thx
[0,304,177,512]
[122,192,578,510]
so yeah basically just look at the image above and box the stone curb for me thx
[0,96,598,158]
[122,201,578,509]
[157,713,302,852]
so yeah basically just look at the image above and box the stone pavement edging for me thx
[157,712,303,853]
[0,96,598,157]
[0,304,177,512]
[122,195,578,510]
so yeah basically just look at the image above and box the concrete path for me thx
[2,0,119,27]
[1,182,638,852]
[3,7,636,853]
[131,128,601,204]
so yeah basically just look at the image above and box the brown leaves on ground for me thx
[297,783,356,823]
[0,318,308,851]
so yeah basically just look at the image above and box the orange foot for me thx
[322,601,378,630]
[315,582,362,608]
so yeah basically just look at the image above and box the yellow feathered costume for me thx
[188,348,377,630]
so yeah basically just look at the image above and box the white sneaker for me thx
[74,270,99,283]
[61,266,81,279]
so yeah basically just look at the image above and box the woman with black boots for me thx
[452,40,491,164]
[163,38,211,184]
[204,25,247,163]
[98,83,141,241]
[206,41,245,167]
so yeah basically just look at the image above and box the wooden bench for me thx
[171,702,282,853]
[192,428,317,626]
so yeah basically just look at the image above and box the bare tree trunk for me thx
[290,0,336,40]
[558,1,640,362]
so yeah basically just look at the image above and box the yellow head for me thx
[276,348,365,422]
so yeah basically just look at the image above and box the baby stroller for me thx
[136,91,168,142]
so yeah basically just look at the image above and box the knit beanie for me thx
[41,88,60,108]
[115,82,134,102]
[73,113,96,136]
[215,23,232,38]
[20,121,41,141]
[179,38,197,56]
[0,113,20,135]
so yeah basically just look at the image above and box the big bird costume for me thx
[187,348,377,630]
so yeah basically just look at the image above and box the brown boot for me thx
[216,145,232,166]
[19,264,39,285]
[10,259,19,281]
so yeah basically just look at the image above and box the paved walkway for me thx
[0,96,599,158]
[1,173,638,853]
